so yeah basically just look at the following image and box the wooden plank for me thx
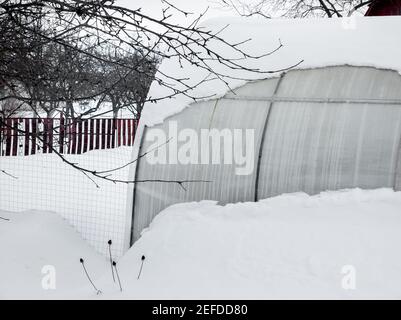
[19,118,23,155]
[89,119,94,151]
[95,119,100,150]
[122,119,126,146]
[5,119,12,156]
[31,119,36,155]
[117,119,121,147]
[42,118,48,153]
[66,119,70,154]
[48,118,53,153]
[67,119,74,153]
[24,119,30,155]
[71,120,77,154]
[101,119,106,150]
[66,118,71,154]
[59,117,65,154]
[127,119,132,146]
[12,118,18,156]
[106,118,112,149]
[83,120,88,153]
[77,120,82,154]
[111,119,116,148]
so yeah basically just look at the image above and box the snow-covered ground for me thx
[2,188,401,299]
[0,210,108,299]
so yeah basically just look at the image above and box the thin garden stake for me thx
[108,240,115,282]
[112,261,122,292]
[137,255,145,280]
[79,258,101,295]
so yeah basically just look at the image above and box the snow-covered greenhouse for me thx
[131,17,401,243]
[132,65,401,242]
[2,16,401,259]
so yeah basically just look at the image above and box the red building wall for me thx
[365,0,401,16]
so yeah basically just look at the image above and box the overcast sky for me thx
[117,0,236,25]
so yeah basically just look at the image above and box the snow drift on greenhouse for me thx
[140,16,401,126]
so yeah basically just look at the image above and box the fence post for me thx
[31,119,36,155]
[83,119,88,153]
[71,120,77,154]
[11,119,18,156]
[59,116,65,154]
[89,119,94,151]
[77,120,82,154]
[122,119,127,146]
[117,119,121,147]
[5,119,12,156]
[24,119,30,156]
[43,118,48,154]
[48,118,54,153]
[95,119,100,150]
[127,120,132,146]
[107,118,112,149]
[101,119,106,150]
[111,119,116,148]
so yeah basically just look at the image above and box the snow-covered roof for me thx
[141,16,401,126]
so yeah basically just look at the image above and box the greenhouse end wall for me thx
[130,66,401,243]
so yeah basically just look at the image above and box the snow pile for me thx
[96,188,401,299]
[2,188,401,299]
[141,16,401,126]
[0,210,107,299]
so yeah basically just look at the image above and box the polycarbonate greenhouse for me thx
[1,16,401,258]
[130,65,401,243]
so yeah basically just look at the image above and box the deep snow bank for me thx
[97,188,401,299]
[0,210,108,299]
[141,16,401,126]
[3,188,401,299]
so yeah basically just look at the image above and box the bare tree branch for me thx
[1,169,18,179]
[215,0,372,18]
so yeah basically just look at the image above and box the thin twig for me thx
[108,240,116,283]
[79,258,102,295]
[137,255,145,280]
[112,261,122,292]
[1,170,18,179]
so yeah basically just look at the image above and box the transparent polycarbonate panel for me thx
[224,77,280,99]
[132,98,271,241]
[257,101,401,198]
[131,66,401,244]
[277,66,401,101]
[395,145,401,191]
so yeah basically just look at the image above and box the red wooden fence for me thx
[0,117,139,156]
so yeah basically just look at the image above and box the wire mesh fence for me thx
[0,116,138,258]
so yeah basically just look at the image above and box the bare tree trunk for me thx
[66,100,74,118]
[113,107,119,119]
